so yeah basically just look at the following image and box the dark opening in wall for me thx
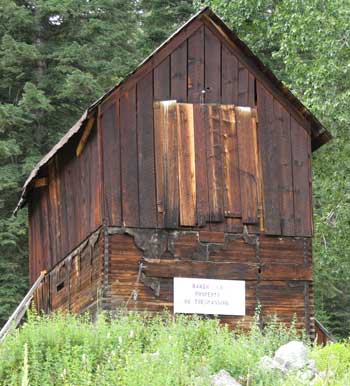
[57,281,65,292]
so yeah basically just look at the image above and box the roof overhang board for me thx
[14,6,332,213]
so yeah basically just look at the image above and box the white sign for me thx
[173,278,245,316]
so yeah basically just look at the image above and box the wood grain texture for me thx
[177,103,196,226]
[137,72,157,228]
[291,117,312,236]
[120,88,139,227]
[171,40,187,102]
[221,45,239,105]
[206,104,224,222]
[101,98,122,226]
[194,104,209,226]
[276,100,295,235]
[221,105,241,217]
[154,57,170,101]
[236,107,259,224]
[188,26,204,103]
[154,101,179,229]
[257,82,281,234]
[204,26,221,103]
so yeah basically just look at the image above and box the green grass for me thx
[0,311,349,385]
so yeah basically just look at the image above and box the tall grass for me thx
[0,311,348,385]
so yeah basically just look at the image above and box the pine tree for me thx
[138,0,194,56]
[0,0,139,326]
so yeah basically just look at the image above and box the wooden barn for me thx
[15,7,332,337]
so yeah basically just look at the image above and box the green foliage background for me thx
[0,0,349,337]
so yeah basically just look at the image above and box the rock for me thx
[273,341,308,371]
[258,355,283,372]
[211,370,242,386]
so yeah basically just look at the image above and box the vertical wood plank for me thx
[276,101,295,235]
[120,88,139,227]
[39,188,51,271]
[57,152,69,257]
[257,82,281,234]
[154,101,179,229]
[188,26,204,103]
[171,41,187,102]
[248,72,255,107]
[154,57,170,101]
[206,104,224,222]
[221,105,241,217]
[87,127,101,231]
[236,107,259,224]
[177,103,196,226]
[194,104,209,226]
[154,102,165,228]
[101,99,122,226]
[238,61,249,106]
[221,45,239,105]
[48,157,61,263]
[164,102,179,228]
[205,26,221,103]
[291,117,312,236]
[137,72,157,227]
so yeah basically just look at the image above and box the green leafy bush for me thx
[1,312,348,386]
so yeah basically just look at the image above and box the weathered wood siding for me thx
[33,230,104,314]
[28,125,102,282]
[107,230,314,334]
[99,22,312,237]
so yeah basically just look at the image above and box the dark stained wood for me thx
[238,61,249,106]
[248,72,255,107]
[171,40,187,102]
[117,18,202,95]
[201,15,311,133]
[221,44,239,105]
[47,158,61,262]
[164,102,179,228]
[221,105,241,217]
[193,104,209,226]
[257,82,281,234]
[137,72,157,228]
[276,100,295,235]
[199,230,224,243]
[236,107,259,224]
[291,117,312,236]
[154,57,170,101]
[154,102,166,227]
[101,98,122,226]
[206,104,224,222]
[142,258,258,280]
[177,103,196,226]
[188,25,204,103]
[204,26,221,103]
[120,88,139,227]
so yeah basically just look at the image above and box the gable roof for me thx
[14,6,332,214]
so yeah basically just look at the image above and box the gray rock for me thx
[211,370,242,386]
[273,341,308,371]
[258,355,284,372]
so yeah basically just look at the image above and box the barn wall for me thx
[99,22,312,237]
[28,125,103,283]
[33,229,104,314]
[106,229,314,334]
